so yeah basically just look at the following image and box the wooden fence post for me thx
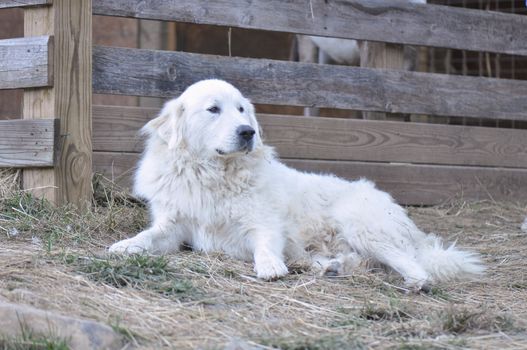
[360,41,405,121]
[23,0,92,208]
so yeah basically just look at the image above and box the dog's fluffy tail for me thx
[417,235,485,283]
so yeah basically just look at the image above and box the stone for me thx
[0,301,123,349]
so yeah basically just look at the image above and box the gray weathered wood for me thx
[92,106,527,169]
[92,151,527,206]
[0,119,57,168]
[286,159,527,206]
[93,46,527,121]
[360,41,405,121]
[0,35,53,89]
[92,0,527,56]
[0,0,51,8]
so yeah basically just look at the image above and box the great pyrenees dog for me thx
[109,79,484,291]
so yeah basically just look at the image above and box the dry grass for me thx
[1,172,526,349]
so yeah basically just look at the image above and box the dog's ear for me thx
[141,98,185,149]
[245,101,263,148]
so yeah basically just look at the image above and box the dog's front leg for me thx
[109,220,182,255]
[250,229,288,280]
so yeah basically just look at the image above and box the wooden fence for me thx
[1,0,527,206]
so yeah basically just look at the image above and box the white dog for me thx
[109,79,484,290]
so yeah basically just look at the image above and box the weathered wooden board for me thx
[0,0,51,8]
[92,0,527,56]
[92,106,527,169]
[0,35,53,89]
[0,119,57,168]
[23,1,92,208]
[92,151,527,206]
[93,46,527,121]
[286,159,527,206]
[360,41,405,121]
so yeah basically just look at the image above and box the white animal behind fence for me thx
[296,0,427,116]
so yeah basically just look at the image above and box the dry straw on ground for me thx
[0,171,526,349]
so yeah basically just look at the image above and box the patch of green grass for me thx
[439,307,516,334]
[428,286,450,300]
[1,180,147,253]
[1,192,55,222]
[330,307,365,328]
[221,268,237,278]
[79,254,171,287]
[182,260,210,275]
[330,317,364,329]
[441,308,484,334]
[73,254,197,300]
[397,343,445,350]
[258,335,365,350]
[509,281,527,290]
[0,321,69,350]
[0,192,87,251]
[0,337,69,350]
[448,338,468,347]
[108,316,140,347]
[359,302,411,322]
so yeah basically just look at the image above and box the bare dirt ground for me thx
[1,170,526,349]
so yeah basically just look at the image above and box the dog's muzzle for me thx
[237,125,255,152]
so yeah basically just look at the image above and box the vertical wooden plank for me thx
[23,6,55,201]
[23,0,92,208]
[360,41,405,121]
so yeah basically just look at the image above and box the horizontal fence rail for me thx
[93,46,527,121]
[92,105,527,205]
[93,0,527,56]
[0,119,58,168]
[0,0,51,9]
[0,36,53,89]
[93,106,527,169]
[92,151,527,206]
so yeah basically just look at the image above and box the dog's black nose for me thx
[237,125,256,141]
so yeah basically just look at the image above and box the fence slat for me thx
[0,36,53,89]
[92,0,527,56]
[92,151,527,206]
[0,119,57,168]
[0,0,51,8]
[23,1,92,208]
[93,47,527,121]
[92,106,527,169]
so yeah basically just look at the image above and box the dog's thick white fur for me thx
[109,79,484,290]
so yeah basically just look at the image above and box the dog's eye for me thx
[207,106,220,114]
[238,106,244,113]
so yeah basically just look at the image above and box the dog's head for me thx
[143,79,262,158]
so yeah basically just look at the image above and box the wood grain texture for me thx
[92,106,527,169]
[23,5,57,202]
[92,151,527,206]
[93,46,527,121]
[92,0,527,56]
[0,35,53,89]
[0,0,51,8]
[23,1,92,208]
[360,41,405,121]
[0,119,57,167]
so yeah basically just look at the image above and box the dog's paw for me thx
[254,256,288,281]
[109,237,150,254]
[322,260,342,277]
[403,277,429,294]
